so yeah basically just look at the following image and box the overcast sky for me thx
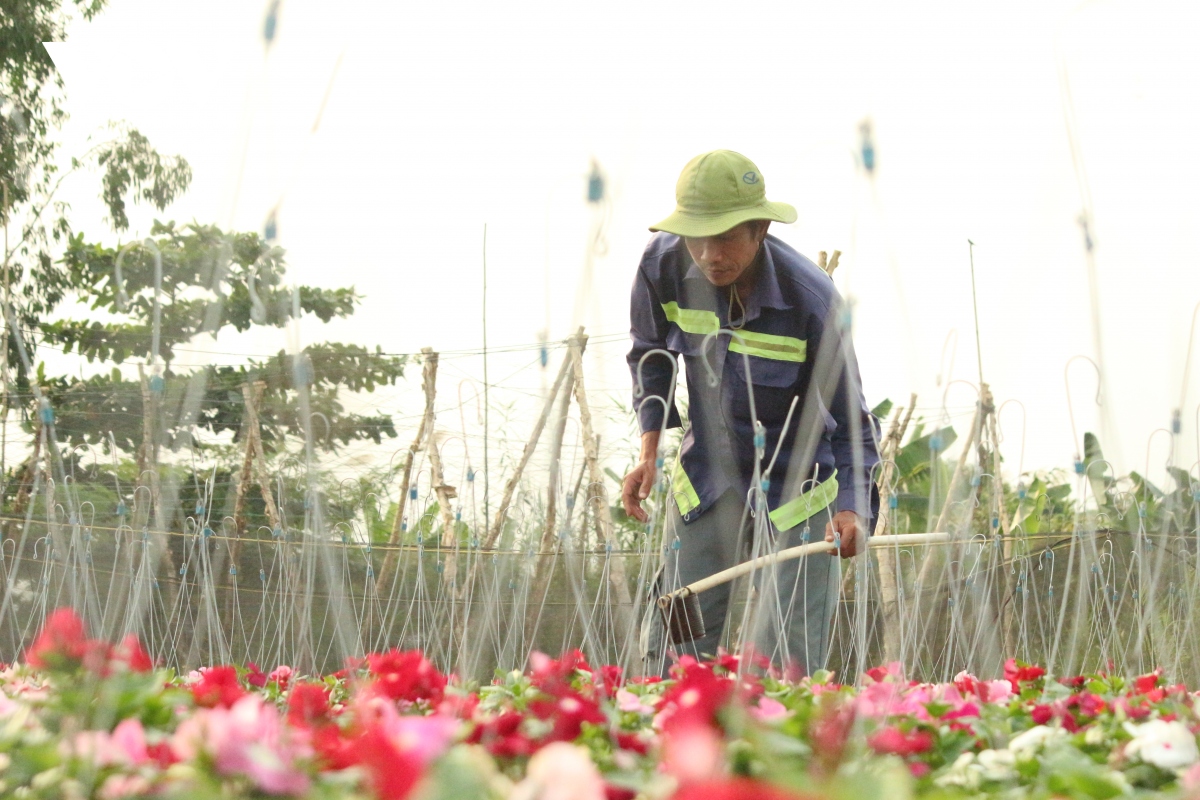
[38,0,1200,489]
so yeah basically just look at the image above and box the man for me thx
[623,149,879,675]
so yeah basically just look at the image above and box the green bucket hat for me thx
[650,150,797,237]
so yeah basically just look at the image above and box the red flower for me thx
[192,665,245,708]
[615,730,650,755]
[244,662,267,688]
[366,650,446,706]
[606,785,638,800]
[530,649,590,691]
[1078,693,1106,716]
[26,608,96,671]
[659,662,734,733]
[312,725,359,771]
[146,741,178,769]
[909,761,931,778]
[809,700,856,772]
[1031,704,1053,724]
[670,777,817,800]
[354,725,424,799]
[1134,671,1162,694]
[597,664,624,697]
[941,703,980,721]
[1059,675,1088,690]
[115,634,153,672]
[1003,659,1046,692]
[288,682,332,728]
[437,691,479,719]
[530,689,606,742]
[868,726,934,756]
[466,711,536,759]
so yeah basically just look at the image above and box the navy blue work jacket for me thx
[627,233,880,531]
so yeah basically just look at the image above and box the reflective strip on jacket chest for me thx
[730,330,806,363]
[661,303,806,363]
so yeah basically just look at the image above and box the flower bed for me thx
[3,609,1199,799]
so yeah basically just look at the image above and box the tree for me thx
[3,0,191,340]
[23,220,406,461]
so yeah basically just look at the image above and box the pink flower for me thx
[512,742,606,800]
[751,697,789,723]
[110,718,149,765]
[269,665,294,690]
[867,726,934,756]
[662,725,724,784]
[616,689,655,715]
[66,719,149,767]
[99,774,152,799]
[172,695,312,795]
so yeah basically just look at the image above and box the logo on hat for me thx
[742,171,759,185]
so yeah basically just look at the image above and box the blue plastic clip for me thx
[149,375,164,394]
[888,495,898,509]
[929,435,943,453]
[39,405,54,425]
[760,478,770,492]
[409,487,418,500]
[259,569,266,582]
[229,566,237,575]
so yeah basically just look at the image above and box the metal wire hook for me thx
[634,348,679,400]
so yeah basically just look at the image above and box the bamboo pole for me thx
[378,348,438,590]
[232,382,267,532]
[568,333,634,629]
[525,367,575,647]
[482,340,576,550]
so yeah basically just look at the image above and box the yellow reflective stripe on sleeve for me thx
[768,471,838,531]
[729,330,807,363]
[661,302,720,335]
[672,463,702,517]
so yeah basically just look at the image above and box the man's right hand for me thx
[621,460,657,523]
[622,430,662,523]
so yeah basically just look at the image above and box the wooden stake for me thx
[482,339,576,550]
[378,348,438,590]
[568,333,634,629]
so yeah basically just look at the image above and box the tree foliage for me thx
[2,0,191,334]
[16,221,406,456]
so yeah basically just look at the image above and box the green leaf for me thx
[871,398,894,419]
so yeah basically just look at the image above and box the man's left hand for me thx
[824,511,866,558]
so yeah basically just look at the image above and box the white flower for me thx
[1124,720,1200,770]
[936,752,981,790]
[976,749,1017,781]
[1008,725,1067,756]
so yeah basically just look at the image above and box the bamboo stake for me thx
[568,333,634,628]
[232,382,267,533]
[482,340,576,550]
[378,348,438,590]
[525,367,575,647]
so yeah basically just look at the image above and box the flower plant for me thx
[3,608,1200,799]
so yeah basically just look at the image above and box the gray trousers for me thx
[643,488,840,677]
